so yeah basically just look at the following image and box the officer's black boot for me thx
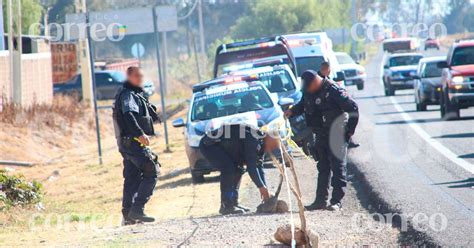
[219,203,245,215]
[235,204,251,212]
[122,209,139,225]
[327,202,342,211]
[128,207,155,223]
[305,200,328,211]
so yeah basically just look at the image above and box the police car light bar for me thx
[222,63,254,73]
[287,38,319,47]
[222,59,285,73]
[192,75,259,93]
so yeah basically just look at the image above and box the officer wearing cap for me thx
[113,66,161,224]
[285,70,359,211]
[199,124,280,215]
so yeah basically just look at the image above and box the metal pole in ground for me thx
[197,0,206,62]
[152,7,171,153]
[6,0,14,100]
[162,31,168,95]
[350,0,357,58]
[86,12,103,165]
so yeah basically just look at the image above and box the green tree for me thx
[463,5,474,32]
[443,0,470,34]
[230,0,350,40]
[2,0,43,35]
[45,0,75,24]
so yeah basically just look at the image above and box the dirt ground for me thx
[1,97,400,247]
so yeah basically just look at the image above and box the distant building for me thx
[0,35,53,107]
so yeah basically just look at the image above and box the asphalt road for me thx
[347,46,474,246]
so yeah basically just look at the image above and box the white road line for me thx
[389,96,474,174]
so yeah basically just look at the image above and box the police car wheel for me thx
[191,172,205,184]
[357,83,364,91]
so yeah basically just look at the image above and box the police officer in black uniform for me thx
[199,124,279,215]
[285,70,359,211]
[319,61,360,149]
[113,67,161,224]
[318,61,331,80]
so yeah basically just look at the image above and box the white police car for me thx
[172,77,293,183]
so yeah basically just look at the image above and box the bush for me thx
[0,169,43,211]
[0,95,87,127]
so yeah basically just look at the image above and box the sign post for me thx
[86,12,103,165]
[152,7,173,153]
[131,42,145,67]
[0,0,5,50]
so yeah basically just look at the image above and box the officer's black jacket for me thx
[291,79,359,135]
[201,125,266,188]
[113,82,156,139]
[317,71,330,79]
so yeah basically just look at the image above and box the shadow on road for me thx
[376,117,441,125]
[433,133,474,139]
[377,101,414,106]
[346,162,438,246]
[353,95,387,100]
[158,168,190,181]
[373,109,438,115]
[459,153,474,159]
[157,175,220,189]
[432,178,474,189]
[376,116,474,125]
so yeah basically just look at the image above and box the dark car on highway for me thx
[53,70,155,100]
[383,37,420,53]
[413,56,445,111]
[438,40,474,120]
[383,53,424,96]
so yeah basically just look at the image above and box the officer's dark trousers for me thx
[314,133,348,205]
[121,146,158,217]
[200,143,243,207]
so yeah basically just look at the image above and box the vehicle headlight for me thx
[452,76,464,84]
[187,134,202,148]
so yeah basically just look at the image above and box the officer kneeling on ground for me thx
[113,66,161,224]
[199,124,280,215]
[285,70,359,211]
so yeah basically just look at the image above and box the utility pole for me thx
[162,31,168,95]
[75,0,94,106]
[44,7,52,37]
[197,0,206,60]
[350,0,357,58]
[0,0,5,50]
[152,7,171,153]
[7,0,21,105]
[85,12,103,165]
[6,0,14,93]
